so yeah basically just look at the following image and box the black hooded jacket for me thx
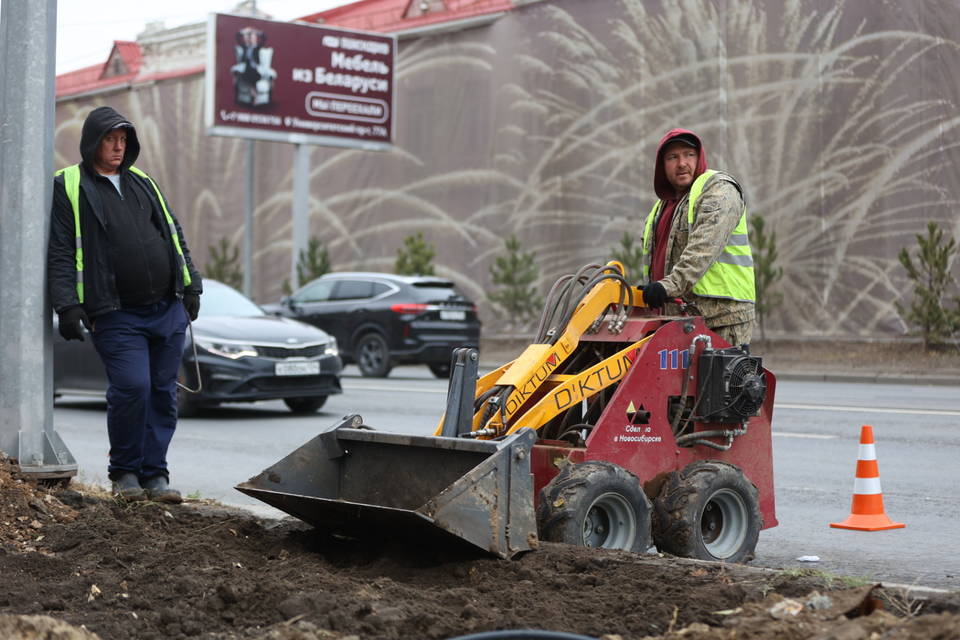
[48,106,202,318]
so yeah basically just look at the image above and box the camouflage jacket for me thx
[645,171,755,329]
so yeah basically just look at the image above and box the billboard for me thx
[205,13,396,150]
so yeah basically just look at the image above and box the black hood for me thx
[80,106,140,173]
[191,315,333,344]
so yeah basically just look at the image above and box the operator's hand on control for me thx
[58,305,91,341]
[183,293,201,321]
[642,282,668,309]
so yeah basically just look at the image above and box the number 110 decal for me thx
[658,349,690,370]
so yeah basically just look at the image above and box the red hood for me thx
[654,128,708,200]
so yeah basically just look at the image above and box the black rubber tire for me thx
[283,396,328,413]
[355,333,392,377]
[652,461,762,563]
[428,362,451,378]
[537,461,652,552]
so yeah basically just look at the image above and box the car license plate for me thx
[275,361,320,376]
[440,310,466,321]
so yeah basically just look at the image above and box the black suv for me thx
[264,272,481,377]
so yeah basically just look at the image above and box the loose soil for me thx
[4,339,958,639]
[1,455,959,640]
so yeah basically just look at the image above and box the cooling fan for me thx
[695,347,766,422]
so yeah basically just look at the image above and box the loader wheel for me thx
[652,461,761,563]
[537,461,652,552]
[355,333,392,377]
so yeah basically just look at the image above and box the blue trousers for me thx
[91,298,187,480]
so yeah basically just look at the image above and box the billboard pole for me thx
[243,139,254,297]
[0,0,77,479]
[204,13,397,296]
[291,143,310,291]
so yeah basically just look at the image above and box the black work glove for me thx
[58,306,91,341]
[642,282,668,309]
[183,293,200,321]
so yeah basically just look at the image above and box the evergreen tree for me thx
[205,237,243,290]
[488,234,543,323]
[297,236,331,285]
[282,235,331,295]
[750,215,784,342]
[395,232,436,276]
[610,231,645,282]
[895,221,960,350]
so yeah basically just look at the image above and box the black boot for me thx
[141,475,183,504]
[111,472,146,502]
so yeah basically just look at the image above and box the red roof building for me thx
[55,0,529,99]
[55,41,143,98]
[298,0,519,36]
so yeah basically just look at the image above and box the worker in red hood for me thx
[640,129,756,347]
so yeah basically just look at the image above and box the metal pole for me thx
[291,143,310,290]
[0,0,77,478]
[241,1,258,299]
[243,139,254,298]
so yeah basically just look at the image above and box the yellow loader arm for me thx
[435,262,649,438]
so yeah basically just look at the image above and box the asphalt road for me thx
[52,368,960,590]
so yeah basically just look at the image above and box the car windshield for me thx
[198,282,265,318]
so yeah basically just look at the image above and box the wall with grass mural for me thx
[54,0,960,338]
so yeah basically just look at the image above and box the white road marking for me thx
[342,387,960,417]
[344,385,960,416]
[343,383,448,394]
[773,431,837,439]
[776,402,960,417]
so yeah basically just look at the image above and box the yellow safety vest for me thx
[641,170,755,302]
[54,164,192,303]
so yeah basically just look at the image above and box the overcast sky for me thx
[53,0,353,74]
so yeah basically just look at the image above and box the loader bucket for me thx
[236,415,538,559]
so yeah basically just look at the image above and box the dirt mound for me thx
[1,455,958,640]
[0,614,100,640]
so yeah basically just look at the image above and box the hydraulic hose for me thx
[492,262,633,435]
[539,263,601,343]
[535,274,575,343]
[671,334,712,437]
[554,264,603,326]
[676,422,748,451]
[553,272,632,343]
[556,264,606,325]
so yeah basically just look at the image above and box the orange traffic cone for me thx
[830,425,905,531]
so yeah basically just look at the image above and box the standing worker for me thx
[640,128,755,348]
[47,106,203,503]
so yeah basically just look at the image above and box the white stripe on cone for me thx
[854,476,882,495]
[857,443,877,460]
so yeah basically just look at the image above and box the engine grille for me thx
[257,344,325,359]
[244,375,336,391]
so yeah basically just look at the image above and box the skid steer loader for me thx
[238,262,776,562]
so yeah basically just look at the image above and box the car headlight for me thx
[194,338,258,359]
[324,337,338,357]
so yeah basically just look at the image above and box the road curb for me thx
[775,371,960,386]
